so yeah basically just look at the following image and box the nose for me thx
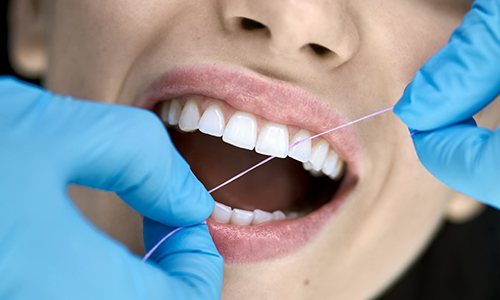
[219,0,360,68]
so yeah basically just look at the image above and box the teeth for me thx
[252,209,274,225]
[163,99,346,190]
[178,99,200,132]
[211,202,232,224]
[210,202,293,225]
[160,102,170,123]
[230,209,254,225]
[255,123,289,158]
[288,129,312,162]
[166,100,349,227]
[309,140,329,171]
[199,103,225,137]
[165,99,182,125]
[272,210,286,220]
[222,112,257,150]
[303,162,323,177]
[328,159,344,180]
[321,151,339,176]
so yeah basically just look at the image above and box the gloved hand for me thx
[394,0,499,208]
[0,77,223,299]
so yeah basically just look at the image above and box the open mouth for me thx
[157,97,346,222]
[135,65,360,263]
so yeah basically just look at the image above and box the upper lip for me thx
[134,63,361,173]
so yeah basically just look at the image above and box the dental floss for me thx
[142,220,208,262]
[142,226,185,262]
[143,105,394,261]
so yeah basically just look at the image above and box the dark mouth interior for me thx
[168,128,345,215]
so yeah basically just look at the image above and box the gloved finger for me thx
[412,119,499,207]
[0,77,214,227]
[141,218,223,300]
[61,98,214,227]
[0,77,213,226]
[394,0,500,131]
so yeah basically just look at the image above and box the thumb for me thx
[141,218,223,300]
[412,119,500,207]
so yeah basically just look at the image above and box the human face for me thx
[12,0,471,298]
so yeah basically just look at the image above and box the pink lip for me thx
[135,64,361,263]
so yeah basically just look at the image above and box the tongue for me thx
[169,130,310,212]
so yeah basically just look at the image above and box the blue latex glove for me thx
[0,77,223,299]
[394,0,499,207]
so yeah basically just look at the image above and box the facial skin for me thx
[10,0,495,298]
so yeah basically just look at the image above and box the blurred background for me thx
[1,0,34,83]
[0,1,15,76]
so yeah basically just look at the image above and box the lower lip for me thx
[207,174,357,264]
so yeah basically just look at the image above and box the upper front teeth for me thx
[288,129,312,162]
[160,99,345,178]
[211,201,292,226]
[178,99,200,132]
[222,112,258,150]
[164,99,182,126]
[199,103,225,137]
[309,140,329,171]
[255,123,289,158]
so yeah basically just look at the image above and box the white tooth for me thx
[178,99,200,132]
[211,202,232,224]
[167,99,182,126]
[230,209,254,225]
[222,112,257,150]
[321,151,340,175]
[272,210,286,221]
[309,140,329,171]
[288,130,312,162]
[255,123,289,158]
[160,102,170,122]
[199,104,225,137]
[328,160,344,180]
[252,209,274,225]
[286,212,299,219]
[303,161,313,171]
[303,161,323,176]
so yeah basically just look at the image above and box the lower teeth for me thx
[211,201,298,226]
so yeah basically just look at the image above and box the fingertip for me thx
[140,220,223,300]
[393,83,422,129]
[150,167,215,227]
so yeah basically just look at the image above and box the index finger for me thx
[3,78,214,227]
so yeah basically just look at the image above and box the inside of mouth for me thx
[168,129,345,218]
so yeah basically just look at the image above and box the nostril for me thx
[308,43,334,57]
[239,17,267,31]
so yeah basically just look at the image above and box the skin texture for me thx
[9,0,496,298]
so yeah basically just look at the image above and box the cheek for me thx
[45,0,185,101]
[342,0,466,105]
